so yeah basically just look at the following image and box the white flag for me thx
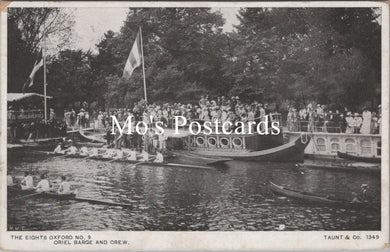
[22,50,44,92]
[122,31,142,79]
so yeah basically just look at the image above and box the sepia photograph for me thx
[1,1,388,251]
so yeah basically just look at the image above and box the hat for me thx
[354,113,359,116]
[347,112,352,116]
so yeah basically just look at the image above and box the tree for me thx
[7,7,74,93]
[92,8,229,104]
[230,8,381,110]
[46,50,95,111]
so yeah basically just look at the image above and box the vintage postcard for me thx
[0,1,388,251]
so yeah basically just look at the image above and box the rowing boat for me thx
[337,151,381,164]
[8,186,133,208]
[296,162,380,174]
[35,151,214,170]
[269,181,373,209]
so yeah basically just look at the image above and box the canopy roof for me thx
[7,93,52,102]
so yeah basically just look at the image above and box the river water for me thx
[7,154,381,231]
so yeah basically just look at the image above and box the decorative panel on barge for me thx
[167,133,310,162]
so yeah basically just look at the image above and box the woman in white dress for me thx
[360,107,372,134]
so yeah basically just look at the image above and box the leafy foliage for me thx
[8,7,381,112]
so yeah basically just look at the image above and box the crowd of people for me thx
[8,107,67,143]
[63,108,91,129]
[286,104,381,134]
[8,95,383,144]
[92,95,280,130]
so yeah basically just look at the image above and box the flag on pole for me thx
[122,31,142,79]
[22,50,44,93]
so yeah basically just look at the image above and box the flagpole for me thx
[139,26,147,103]
[43,44,47,123]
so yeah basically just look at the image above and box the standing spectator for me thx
[353,113,362,133]
[78,108,85,128]
[345,112,354,133]
[49,108,56,121]
[70,108,76,127]
[360,107,372,134]
[85,111,90,128]
[339,113,346,133]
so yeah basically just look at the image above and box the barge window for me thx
[345,138,356,154]
[330,138,339,153]
[360,139,372,155]
[316,138,326,151]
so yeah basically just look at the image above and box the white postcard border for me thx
[0,1,389,251]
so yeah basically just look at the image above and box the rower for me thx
[351,192,362,203]
[34,173,51,193]
[140,150,149,162]
[80,146,89,156]
[113,149,124,160]
[102,148,115,159]
[127,150,137,161]
[89,147,99,157]
[64,140,78,155]
[360,184,370,202]
[154,151,164,163]
[7,175,15,187]
[57,176,72,195]
[54,139,68,154]
[20,171,34,190]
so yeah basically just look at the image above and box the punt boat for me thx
[337,151,381,164]
[296,162,380,174]
[269,181,374,209]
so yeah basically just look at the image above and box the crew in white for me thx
[154,151,164,163]
[80,146,89,156]
[21,171,34,190]
[54,144,65,154]
[89,147,99,157]
[57,176,72,194]
[7,175,14,186]
[140,150,149,162]
[34,173,51,193]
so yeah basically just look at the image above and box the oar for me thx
[80,155,93,160]
[131,161,145,168]
[10,192,41,202]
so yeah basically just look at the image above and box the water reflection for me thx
[8,155,380,231]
